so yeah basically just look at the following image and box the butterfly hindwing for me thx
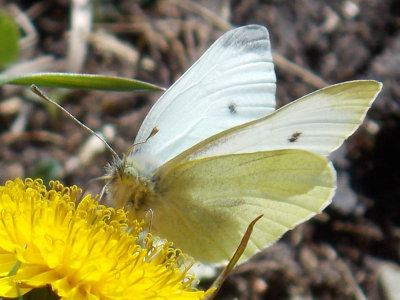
[153,149,335,263]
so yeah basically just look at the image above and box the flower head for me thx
[0,178,208,299]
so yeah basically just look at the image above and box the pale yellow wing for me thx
[152,149,335,263]
[159,80,382,170]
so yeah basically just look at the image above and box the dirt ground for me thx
[0,1,399,299]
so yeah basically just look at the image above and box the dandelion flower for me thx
[0,178,209,299]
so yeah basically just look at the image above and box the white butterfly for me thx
[105,25,382,263]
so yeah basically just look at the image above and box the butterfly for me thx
[105,25,382,263]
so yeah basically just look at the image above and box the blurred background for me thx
[0,1,399,299]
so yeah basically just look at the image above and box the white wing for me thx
[130,25,276,170]
[161,80,382,167]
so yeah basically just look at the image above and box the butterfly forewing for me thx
[130,25,276,171]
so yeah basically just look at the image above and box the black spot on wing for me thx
[228,103,237,114]
[288,131,302,143]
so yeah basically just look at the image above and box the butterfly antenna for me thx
[125,126,159,156]
[121,126,159,166]
[30,84,119,159]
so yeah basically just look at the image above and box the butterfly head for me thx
[105,154,155,221]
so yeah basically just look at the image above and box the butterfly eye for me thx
[124,166,138,179]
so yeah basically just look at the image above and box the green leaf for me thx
[0,10,20,67]
[0,72,164,92]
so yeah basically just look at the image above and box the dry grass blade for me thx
[67,0,92,72]
[88,29,139,66]
[204,215,264,300]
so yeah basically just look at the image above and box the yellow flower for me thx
[0,178,208,300]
